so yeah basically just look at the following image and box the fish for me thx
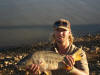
[16,47,82,74]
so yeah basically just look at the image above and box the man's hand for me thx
[63,55,75,71]
[26,64,40,75]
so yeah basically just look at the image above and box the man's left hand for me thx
[63,55,75,71]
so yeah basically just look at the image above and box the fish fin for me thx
[72,47,82,61]
[44,71,52,75]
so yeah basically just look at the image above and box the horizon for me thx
[0,24,100,48]
[0,0,100,48]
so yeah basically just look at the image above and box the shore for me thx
[0,33,100,75]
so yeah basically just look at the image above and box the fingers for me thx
[63,55,75,71]
[26,64,40,75]
[31,64,37,72]
[67,55,74,67]
[65,55,75,67]
[32,65,39,74]
[66,56,71,66]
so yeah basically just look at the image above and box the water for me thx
[0,0,100,48]
[0,25,100,48]
[0,25,52,48]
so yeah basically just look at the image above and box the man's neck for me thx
[56,40,70,54]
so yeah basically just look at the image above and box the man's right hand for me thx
[26,64,40,75]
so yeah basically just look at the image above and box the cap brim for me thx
[57,26,69,30]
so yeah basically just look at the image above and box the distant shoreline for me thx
[0,24,100,48]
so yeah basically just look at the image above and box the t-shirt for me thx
[43,44,89,75]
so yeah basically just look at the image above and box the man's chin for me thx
[56,40,63,44]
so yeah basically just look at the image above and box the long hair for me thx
[50,31,74,45]
[50,19,74,45]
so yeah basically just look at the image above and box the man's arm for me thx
[69,50,89,75]
[69,66,89,75]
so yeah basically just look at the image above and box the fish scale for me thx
[16,47,82,74]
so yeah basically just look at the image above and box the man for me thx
[27,19,89,75]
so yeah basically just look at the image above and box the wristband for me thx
[63,64,73,72]
[67,66,76,74]
[66,65,73,72]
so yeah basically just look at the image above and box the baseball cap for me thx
[53,19,71,30]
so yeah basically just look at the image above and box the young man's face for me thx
[54,28,70,43]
